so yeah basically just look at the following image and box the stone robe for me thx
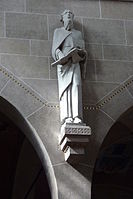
[52,27,86,124]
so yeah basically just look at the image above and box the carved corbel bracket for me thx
[59,123,91,164]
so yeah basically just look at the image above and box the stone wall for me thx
[0,0,133,198]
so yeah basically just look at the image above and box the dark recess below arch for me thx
[0,111,51,199]
[92,106,133,199]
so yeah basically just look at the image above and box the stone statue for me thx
[52,10,87,125]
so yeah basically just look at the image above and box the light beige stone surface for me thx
[22,79,58,102]
[6,13,48,40]
[96,60,133,83]
[1,79,43,117]
[0,71,10,92]
[31,40,52,57]
[72,0,100,18]
[85,60,96,81]
[100,89,133,121]
[103,45,127,61]
[28,106,65,165]
[101,1,133,20]
[54,163,91,199]
[125,20,133,45]
[127,46,133,61]
[83,82,119,104]
[0,1,133,199]
[0,38,30,55]
[48,15,61,40]
[26,0,66,14]
[0,13,4,37]
[0,0,25,12]
[49,58,57,79]
[83,18,125,44]
[85,44,103,60]
[127,81,133,97]
[1,55,49,78]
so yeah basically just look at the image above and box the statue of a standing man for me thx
[52,10,87,125]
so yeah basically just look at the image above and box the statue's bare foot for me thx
[65,117,73,123]
[73,117,82,123]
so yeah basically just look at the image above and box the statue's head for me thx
[60,10,74,25]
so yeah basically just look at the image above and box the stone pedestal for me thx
[59,123,91,164]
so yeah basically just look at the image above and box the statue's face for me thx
[62,10,73,24]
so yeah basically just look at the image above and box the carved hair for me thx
[60,10,74,23]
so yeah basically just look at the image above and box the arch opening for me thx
[0,96,58,199]
[92,106,133,199]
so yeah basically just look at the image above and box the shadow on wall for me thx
[82,22,99,106]
[91,106,133,199]
[0,111,51,199]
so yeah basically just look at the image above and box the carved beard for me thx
[64,20,73,31]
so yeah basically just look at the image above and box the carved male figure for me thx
[52,10,87,125]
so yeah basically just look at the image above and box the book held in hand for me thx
[51,48,86,67]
